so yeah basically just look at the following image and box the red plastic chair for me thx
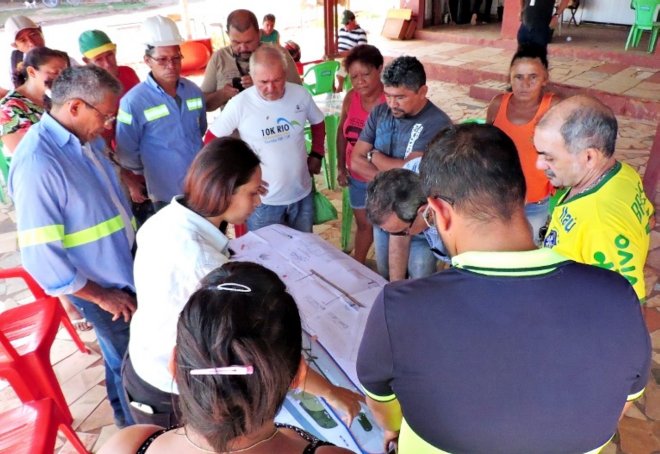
[180,39,212,77]
[0,398,88,454]
[0,267,89,424]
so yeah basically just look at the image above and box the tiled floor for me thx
[0,10,658,454]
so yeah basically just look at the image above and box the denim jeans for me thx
[247,191,314,233]
[373,227,437,280]
[68,294,134,427]
[525,197,550,246]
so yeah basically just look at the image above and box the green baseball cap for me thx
[79,30,116,59]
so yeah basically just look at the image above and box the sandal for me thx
[71,318,93,331]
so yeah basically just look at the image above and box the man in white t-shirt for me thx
[206,44,326,232]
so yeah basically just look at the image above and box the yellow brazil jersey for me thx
[543,162,653,301]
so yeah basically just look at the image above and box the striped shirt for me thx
[338,26,367,51]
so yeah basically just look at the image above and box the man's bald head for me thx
[538,95,618,157]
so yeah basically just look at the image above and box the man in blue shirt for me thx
[350,56,452,281]
[9,65,137,427]
[116,16,206,211]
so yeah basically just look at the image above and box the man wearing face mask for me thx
[200,9,301,112]
[357,124,651,454]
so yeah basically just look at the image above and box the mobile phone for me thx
[232,76,244,92]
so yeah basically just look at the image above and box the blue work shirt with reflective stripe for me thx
[8,113,135,296]
[115,74,206,203]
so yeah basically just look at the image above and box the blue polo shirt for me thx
[115,73,206,203]
[9,113,135,296]
[357,248,650,454]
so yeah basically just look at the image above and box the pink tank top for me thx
[343,90,385,181]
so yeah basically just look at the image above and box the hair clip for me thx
[215,283,251,293]
[190,365,254,376]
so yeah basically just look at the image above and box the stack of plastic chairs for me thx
[0,267,90,453]
[625,0,660,53]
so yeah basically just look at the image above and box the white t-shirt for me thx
[209,82,324,206]
[129,196,230,393]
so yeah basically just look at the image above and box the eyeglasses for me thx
[422,204,435,229]
[422,195,455,229]
[389,216,416,237]
[77,99,116,126]
[148,55,183,66]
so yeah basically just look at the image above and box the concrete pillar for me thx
[400,0,425,31]
[501,0,522,39]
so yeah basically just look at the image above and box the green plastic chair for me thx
[0,142,10,204]
[303,61,340,96]
[343,74,352,92]
[625,0,660,53]
[341,187,353,252]
[322,114,339,191]
[460,117,486,124]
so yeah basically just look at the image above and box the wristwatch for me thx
[367,150,375,163]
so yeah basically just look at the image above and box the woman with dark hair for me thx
[123,137,264,426]
[336,44,385,264]
[103,262,354,454]
[123,138,362,427]
[0,46,68,155]
[486,44,561,243]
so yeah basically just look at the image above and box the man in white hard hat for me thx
[201,9,301,112]
[115,16,206,212]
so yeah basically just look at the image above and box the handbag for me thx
[312,179,338,225]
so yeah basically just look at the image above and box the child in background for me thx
[260,14,280,45]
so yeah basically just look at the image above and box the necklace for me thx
[569,163,616,200]
[183,427,279,453]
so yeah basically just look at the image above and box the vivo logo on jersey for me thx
[559,206,576,232]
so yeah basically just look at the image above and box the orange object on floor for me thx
[0,398,88,454]
[0,267,89,424]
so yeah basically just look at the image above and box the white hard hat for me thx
[5,15,40,45]
[141,16,183,47]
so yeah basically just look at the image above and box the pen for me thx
[310,269,365,308]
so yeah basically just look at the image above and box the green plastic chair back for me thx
[343,74,353,92]
[0,142,9,204]
[303,61,340,96]
[625,0,660,52]
[341,187,353,252]
[460,117,486,124]
[322,114,339,191]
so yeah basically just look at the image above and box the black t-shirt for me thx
[357,249,651,454]
[522,0,555,28]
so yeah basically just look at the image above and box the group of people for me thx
[0,5,656,454]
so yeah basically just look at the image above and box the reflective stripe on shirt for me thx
[144,104,169,122]
[117,109,132,125]
[186,97,203,111]
[19,215,134,249]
